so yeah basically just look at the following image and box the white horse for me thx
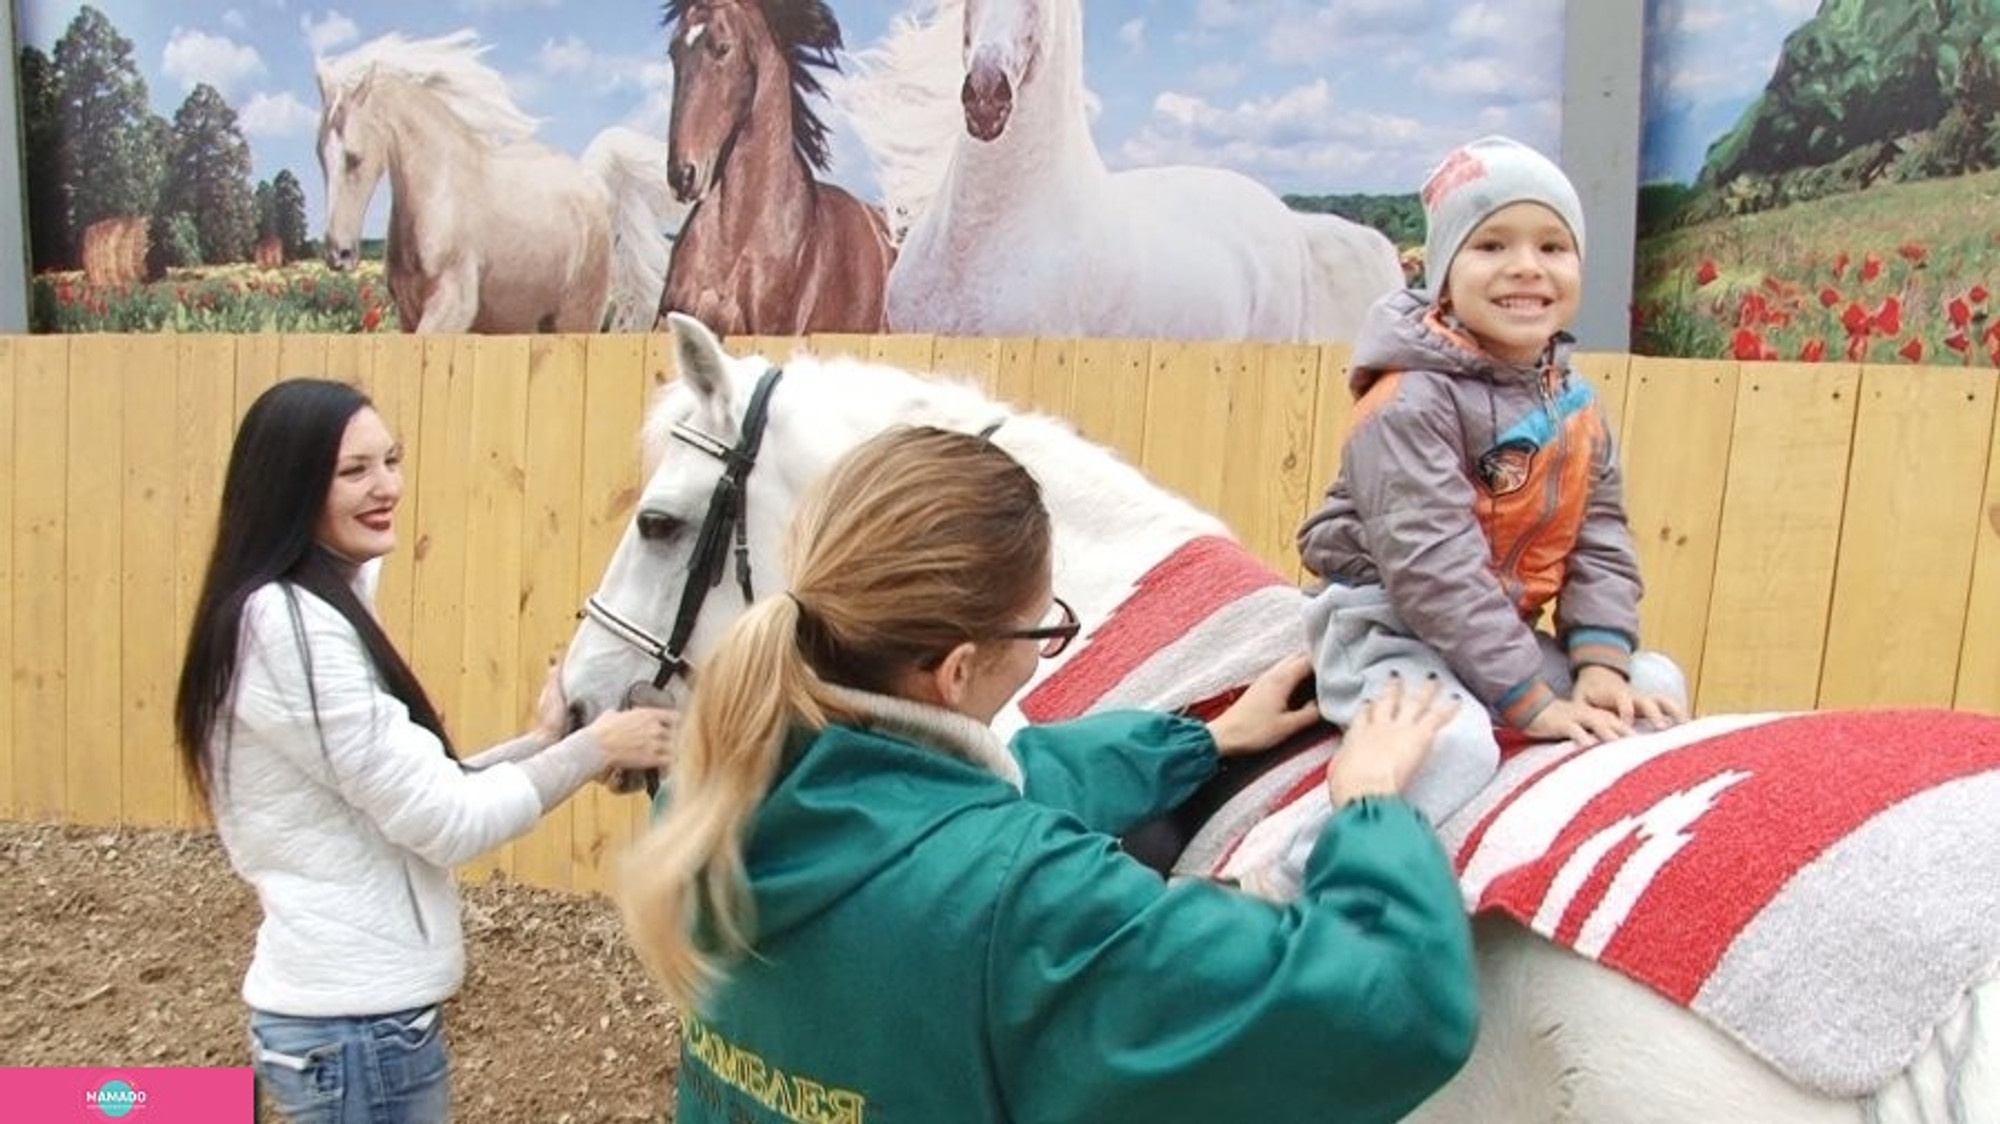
[838,0,1402,343]
[315,31,685,332]
[562,314,2000,1123]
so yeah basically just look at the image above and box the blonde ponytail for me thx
[616,592,825,1011]
[616,425,1050,1012]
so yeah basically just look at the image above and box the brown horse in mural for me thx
[655,0,894,335]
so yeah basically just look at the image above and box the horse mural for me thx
[655,0,895,335]
[315,31,686,333]
[841,0,1404,343]
[563,313,2000,1124]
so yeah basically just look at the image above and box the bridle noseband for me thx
[581,366,784,699]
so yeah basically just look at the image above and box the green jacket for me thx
[672,691,1476,1124]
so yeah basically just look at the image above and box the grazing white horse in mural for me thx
[838,0,1402,342]
[562,313,2000,1124]
[315,31,685,332]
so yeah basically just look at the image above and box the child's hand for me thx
[1206,653,1322,757]
[1572,665,1687,731]
[1522,696,1631,747]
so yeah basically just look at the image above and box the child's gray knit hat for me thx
[1421,136,1585,292]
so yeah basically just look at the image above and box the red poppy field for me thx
[1633,169,1999,366]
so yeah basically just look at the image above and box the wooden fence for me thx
[2,332,1996,895]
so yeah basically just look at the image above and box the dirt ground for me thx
[0,818,681,1122]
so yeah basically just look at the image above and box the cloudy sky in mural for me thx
[1640,0,1819,184]
[18,0,1577,234]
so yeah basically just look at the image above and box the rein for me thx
[582,366,784,700]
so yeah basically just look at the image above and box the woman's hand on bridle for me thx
[587,706,680,774]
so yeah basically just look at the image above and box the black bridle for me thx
[581,366,784,700]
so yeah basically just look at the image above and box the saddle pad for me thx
[1441,708,2000,1097]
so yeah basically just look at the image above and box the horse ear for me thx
[667,312,733,409]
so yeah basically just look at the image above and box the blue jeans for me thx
[249,1004,451,1124]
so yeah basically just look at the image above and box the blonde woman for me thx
[620,425,1476,1124]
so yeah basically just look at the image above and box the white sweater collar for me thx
[818,683,1024,792]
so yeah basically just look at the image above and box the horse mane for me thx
[316,29,541,146]
[837,0,965,241]
[661,0,845,172]
[644,344,1022,467]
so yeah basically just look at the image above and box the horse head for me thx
[662,0,843,202]
[562,314,828,737]
[961,0,1061,142]
[563,311,1233,779]
[315,63,390,271]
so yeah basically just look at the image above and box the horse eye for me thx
[636,510,681,541]
[344,152,361,173]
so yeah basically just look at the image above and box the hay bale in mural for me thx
[81,215,147,288]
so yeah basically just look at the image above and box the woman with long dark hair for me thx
[176,377,673,1123]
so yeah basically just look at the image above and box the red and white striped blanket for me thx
[1023,538,2000,1096]
[1444,708,2000,1096]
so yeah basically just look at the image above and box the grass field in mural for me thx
[1635,170,1999,366]
[29,260,398,334]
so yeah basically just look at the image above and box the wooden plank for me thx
[11,338,67,819]
[0,339,14,815]
[1026,337,1076,420]
[1696,363,1860,713]
[1958,376,2000,712]
[869,334,936,373]
[573,334,651,894]
[930,336,1002,398]
[234,332,283,408]
[1207,342,1270,552]
[370,335,428,650]
[511,335,589,892]
[1820,365,1996,707]
[455,336,532,883]
[730,335,802,366]
[322,331,369,386]
[1618,357,1739,697]
[1066,339,1150,468]
[277,333,327,383]
[990,338,1039,411]
[1140,342,1232,516]
[173,335,239,826]
[407,337,473,785]
[803,332,872,361]
[122,341,181,825]
[1221,343,1322,576]
[1297,343,1355,583]
[65,337,124,825]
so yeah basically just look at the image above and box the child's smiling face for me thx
[1442,201,1582,365]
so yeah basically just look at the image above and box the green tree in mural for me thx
[52,5,164,258]
[157,84,258,265]
[254,178,275,240]
[270,169,311,261]
[16,45,70,271]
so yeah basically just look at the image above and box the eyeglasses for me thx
[992,596,1081,659]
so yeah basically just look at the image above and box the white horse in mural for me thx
[315,31,685,332]
[839,0,1402,343]
[562,314,2000,1123]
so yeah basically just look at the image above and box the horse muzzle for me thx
[962,63,1014,142]
[324,242,359,271]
